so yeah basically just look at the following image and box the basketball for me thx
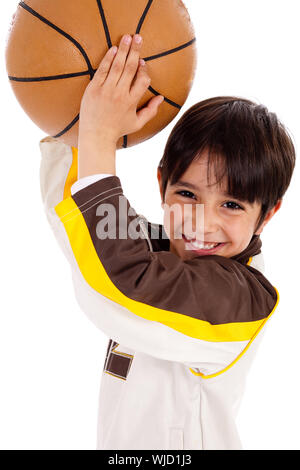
[5,0,197,149]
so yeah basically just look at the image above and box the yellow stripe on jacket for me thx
[54,195,279,343]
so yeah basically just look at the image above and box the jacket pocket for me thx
[169,428,184,450]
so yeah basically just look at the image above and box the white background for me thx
[1,0,299,450]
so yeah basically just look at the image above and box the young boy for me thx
[39,34,295,449]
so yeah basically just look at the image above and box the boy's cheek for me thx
[163,208,183,241]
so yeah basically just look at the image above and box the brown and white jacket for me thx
[39,136,279,450]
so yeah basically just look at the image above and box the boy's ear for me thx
[254,199,282,235]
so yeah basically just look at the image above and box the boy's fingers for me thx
[117,34,143,89]
[105,34,134,86]
[130,60,151,101]
[136,94,164,128]
[92,46,118,87]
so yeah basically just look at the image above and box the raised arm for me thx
[76,33,163,179]
[40,33,278,378]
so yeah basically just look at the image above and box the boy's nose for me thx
[192,205,220,238]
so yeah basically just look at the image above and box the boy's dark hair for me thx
[158,96,296,232]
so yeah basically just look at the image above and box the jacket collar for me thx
[230,234,262,264]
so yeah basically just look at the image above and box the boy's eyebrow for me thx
[173,180,199,190]
[173,180,231,197]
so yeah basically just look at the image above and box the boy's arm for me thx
[71,173,114,195]
[40,34,278,377]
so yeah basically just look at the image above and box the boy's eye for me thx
[176,190,196,199]
[176,192,244,210]
[223,201,243,210]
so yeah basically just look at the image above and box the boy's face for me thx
[157,150,281,260]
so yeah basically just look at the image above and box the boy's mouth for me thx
[182,234,226,255]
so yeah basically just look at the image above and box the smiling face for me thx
[157,149,281,261]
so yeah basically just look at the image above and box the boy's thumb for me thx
[137,95,164,126]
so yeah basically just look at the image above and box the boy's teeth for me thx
[192,241,218,250]
[185,236,219,250]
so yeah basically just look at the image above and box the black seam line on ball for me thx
[122,0,157,149]
[96,0,112,48]
[52,114,80,139]
[9,36,196,84]
[122,135,128,149]
[8,71,90,82]
[18,2,94,80]
[12,29,194,84]
[96,0,125,147]
[148,86,181,109]
[121,85,181,149]
[120,0,154,149]
[144,37,196,62]
[135,0,154,34]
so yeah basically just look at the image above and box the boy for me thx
[39,34,295,449]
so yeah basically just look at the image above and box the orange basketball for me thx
[5,0,197,149]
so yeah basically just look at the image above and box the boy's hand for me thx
[78,33,164,145]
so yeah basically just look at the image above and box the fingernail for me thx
[123,35,132,44]
[140,59,145,66]
[134,34,142,44]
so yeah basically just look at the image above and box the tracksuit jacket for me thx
[39,135,279,450]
